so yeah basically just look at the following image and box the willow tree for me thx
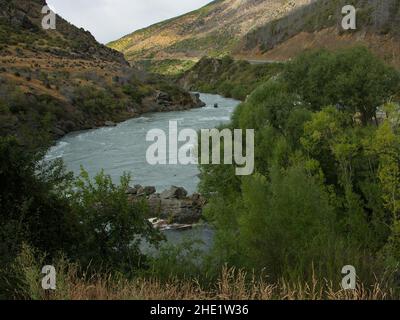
[284,47,400,125]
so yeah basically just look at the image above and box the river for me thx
[45,93,240,251]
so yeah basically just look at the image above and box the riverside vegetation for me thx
[199,46,400,289]
[1,46,400,300]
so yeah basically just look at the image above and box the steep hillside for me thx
[108,0,312,72]
[0,0,128,64]
[237,0,400,67]
[109,0,400,75]
[0,0,203,141]
[178,56,284,100]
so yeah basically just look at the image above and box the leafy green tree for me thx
[0,136,77,267]
[233,80,304,133]
[68,168,164,274]
[285,107,313,149]
[237,165,339,281]
[0,136,79,298]
[284,47,400,125]
[301,107,388,250]
[369,104,400,268]
[300,106,351,185]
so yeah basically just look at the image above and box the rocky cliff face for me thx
[0,0,204,141]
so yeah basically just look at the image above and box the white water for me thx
[45,93,240,250]
[46,93,240,194]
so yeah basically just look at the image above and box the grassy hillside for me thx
[0,0,201,141]
[108,0,312,74]
[135,59,198,76]
[109,0,400,75]
[178,56,284,100]
[238,0,400,67]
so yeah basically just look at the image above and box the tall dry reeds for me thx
[37,266,396,300]
[9,245,396,300]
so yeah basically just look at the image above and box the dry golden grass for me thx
[35,266,395,301]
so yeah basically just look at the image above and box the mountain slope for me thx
[109,0,400,74]
[0,0,203,141]
[0,0,127,64]
[108,0,312,66]
[237,0,400,67]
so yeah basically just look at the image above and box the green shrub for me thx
[0,136,165,297]
[68,168,164,274]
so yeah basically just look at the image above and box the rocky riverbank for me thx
[126,185,206,225]
[52,91,205,138]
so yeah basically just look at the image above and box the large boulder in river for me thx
[138,186,156,196]
[127,185,156,196]
[147,196,203,224]
[160,186,188,200]
[128,185,205,224]
[126,184,141,195]
[190,93,206,108]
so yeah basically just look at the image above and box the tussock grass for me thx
[9,246,396,300]
[22,266,396,300]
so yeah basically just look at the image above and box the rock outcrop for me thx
[140,91,205,113]
[127,185,206,224]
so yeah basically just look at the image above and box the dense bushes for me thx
[0,83,70,139]
[0,136,163,298]
[199,47,400,285]
[122,82,153,104]
[283,47,400,124]
[71,86,124,116]
[0,137,74,266]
